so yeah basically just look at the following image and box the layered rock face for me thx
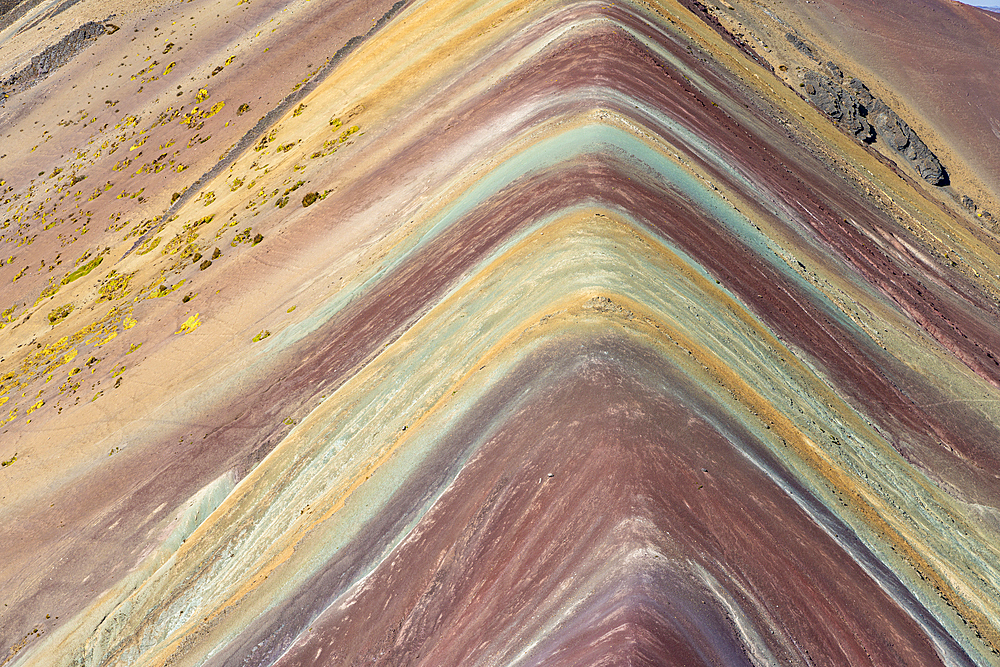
[1,0,1000,666]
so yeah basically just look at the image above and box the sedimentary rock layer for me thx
[2,0,1000,665]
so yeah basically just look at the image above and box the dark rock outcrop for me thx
[867,99,946,185]
[785,32,818,60]
[803,71,874,142]
[803,71,946,185]
[0,20,108,104]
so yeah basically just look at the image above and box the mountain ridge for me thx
[2,0,1000,664]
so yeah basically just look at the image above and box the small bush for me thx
[302,192,319,207]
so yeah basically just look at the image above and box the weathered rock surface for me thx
[803,70,946,185]
[0,20,108,104]
[802,70,874,142]
[785,31,817,60]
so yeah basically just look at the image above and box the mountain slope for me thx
[2,0,1000,664]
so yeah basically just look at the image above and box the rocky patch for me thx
[803,69,947,185]
[785,32,818,60]
[0,20,114,105]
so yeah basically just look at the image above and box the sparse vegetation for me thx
[60,256,102,285]
[97,270,134,301]
[136,236,161,255]
[176,313,201,334]
[48,303,74,325]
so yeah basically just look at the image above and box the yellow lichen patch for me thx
[95,331,117,347]
[48,303,74,325]
[98,271,135,302]
[176,313,201,334]
[203,101,226,119]
[254,129,278,152]
[123,317,137,330]
[338,125,360,143]
[136,236,161,255]
[34,280,60,306]
[162,215,214,255]
[143,279,186,300]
